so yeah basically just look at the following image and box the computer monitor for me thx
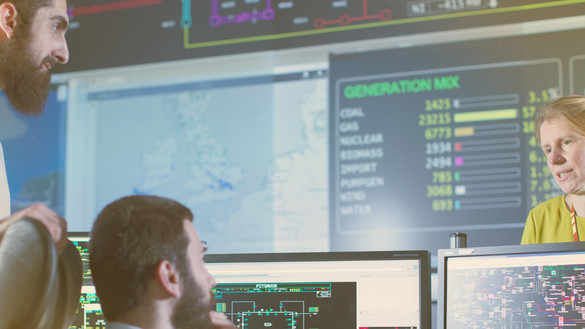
[66,234,429,329]
[437,242,585,329]
[68,233,105,329]
[205,250,431,329]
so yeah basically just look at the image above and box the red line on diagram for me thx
[314,0,391,29]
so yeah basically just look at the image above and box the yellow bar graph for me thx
[454,109,517,123]
[454,127,474,137]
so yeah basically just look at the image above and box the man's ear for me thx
[0,2,17,40]
[155,260,182,299]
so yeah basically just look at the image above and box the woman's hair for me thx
[536,95,585,143]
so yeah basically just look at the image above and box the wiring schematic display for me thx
[69,238,105,329]
[212,282,356,329]
[446,264,585,328]
[60,0,585,71]
[328,28,585,253]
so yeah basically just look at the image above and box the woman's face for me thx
[540,118,585,195]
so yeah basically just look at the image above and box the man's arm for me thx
[0,203,67,255]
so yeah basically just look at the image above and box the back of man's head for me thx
[89,195,194,321]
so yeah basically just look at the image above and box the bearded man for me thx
[0,0,70,251]
[0,1,80,328]
[89,195,236,329]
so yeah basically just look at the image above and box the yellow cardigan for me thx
[521,195,585,244]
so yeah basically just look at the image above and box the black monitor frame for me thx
[206,250,431,329]
[437,242,585,329]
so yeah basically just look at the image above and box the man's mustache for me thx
[41,56,58,71]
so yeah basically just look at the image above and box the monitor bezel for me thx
[206,250,431,329]
[437,242,585,329]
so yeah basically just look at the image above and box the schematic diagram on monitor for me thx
[447,264,585,328]
[69,237,106,329]
[213,282,356,329]
[230,300,317,329]
[178,0,585,51]
[61,0,585,71]
[181,0,398,50]
[208,0,275,26]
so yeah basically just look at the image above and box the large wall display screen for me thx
[329,28,585,251]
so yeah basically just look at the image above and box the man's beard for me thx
[171,269,216,329]
[0,36,55,116]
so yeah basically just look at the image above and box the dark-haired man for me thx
[0,0,70,252]
[89,195,236,329]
